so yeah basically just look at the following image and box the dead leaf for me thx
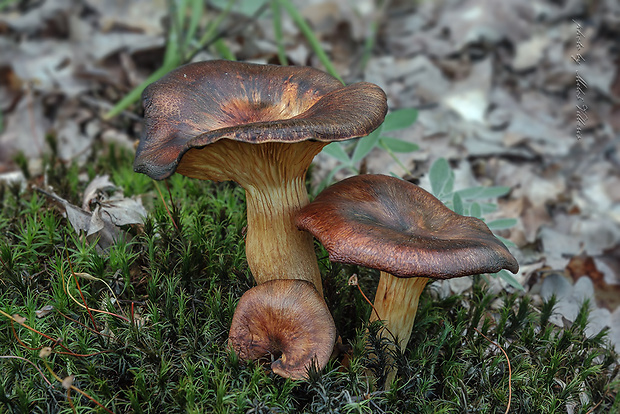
[82,175,118,211]
[37,176,146,250]
[567,254,620,311]
[566,254,605,284]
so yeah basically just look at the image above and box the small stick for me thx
[348,274,382,321]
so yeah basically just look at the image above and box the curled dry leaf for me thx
[37,175,146,250]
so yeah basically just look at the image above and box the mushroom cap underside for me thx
[295,174,519,279]
[228,279,337,380]
[134,60,388,180]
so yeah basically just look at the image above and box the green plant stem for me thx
[214,38,236,60]
[278,0,343,83]
[359,20,378,72]
[271,0,288,65]
[190,0,236,59]
[379,141,412,176]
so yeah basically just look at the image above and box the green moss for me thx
[0,146,618,413]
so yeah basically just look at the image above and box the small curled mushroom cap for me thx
[295,174,519,279]
[228,279,337,380]
[133,60,387,180]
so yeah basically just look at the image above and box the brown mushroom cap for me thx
[228,279,337,380]
[133,60,387,180]
[132,60,387,293]
[295,174,519,279]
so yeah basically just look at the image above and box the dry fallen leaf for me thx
[37,176,146,250]
[567,254,620,311]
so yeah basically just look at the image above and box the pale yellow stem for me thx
[177,140,326,295]
[370,272,429,387]
[244,178,322,295]
[370,272,429,350]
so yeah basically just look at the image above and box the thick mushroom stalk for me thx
[371,273,430,351]
[133,60,387,295]
[228,279,337,380]
[295,174,519,381]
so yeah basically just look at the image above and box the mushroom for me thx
[228,279,337,380]
[134,60,387,295]
[295,174,519,365]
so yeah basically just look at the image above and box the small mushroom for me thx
[134,60,387,295]
[228,279,337,380]
[295,174,519,364]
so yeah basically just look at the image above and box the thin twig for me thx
[56,309,114,338]
[474,328,512,414]
[1,310,108,357]
[585,398,604,414]
[64,272,129,322]
[350,275,382,321]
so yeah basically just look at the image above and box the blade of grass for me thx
[278,0,343,83]
[271,0,288,65]
[214,38,236,60]
[187,0,238,61]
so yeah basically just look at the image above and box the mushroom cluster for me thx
[134,60,387,379]
[135,59,519,383]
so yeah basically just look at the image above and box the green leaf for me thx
[469,202,482,218]
[321,143,351,164]
[496,269,525,291]
[429,158,450,197]
[382,108,418,132]
[378,137,419,153]
[443,171,455,196]
[496,235,517,248]
[452,192,464,215]
[352,130,381,163]
[486,218,518,230]
[457,186,511,200]
[480,202,498,215]
[315,164,351,194]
